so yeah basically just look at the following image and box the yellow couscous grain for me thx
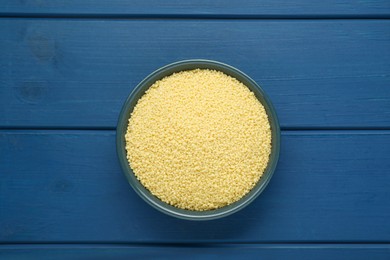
[125,69,271,211]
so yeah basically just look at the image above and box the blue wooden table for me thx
[1,1,390,259]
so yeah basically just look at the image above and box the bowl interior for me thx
[116,59,280,220]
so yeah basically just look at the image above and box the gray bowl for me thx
[116,59,280,220]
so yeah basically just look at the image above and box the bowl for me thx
[116,59,280,220]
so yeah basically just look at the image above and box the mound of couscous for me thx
[125,69,271,211]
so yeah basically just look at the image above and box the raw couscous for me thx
[125,69,271,211]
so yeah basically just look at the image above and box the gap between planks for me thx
[1,14,390,20]
[0,242,389,248]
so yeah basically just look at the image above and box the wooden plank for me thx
[0,244,389,260]
[0,19,389,129]
[0,0,389,17]
[0,130,389,242]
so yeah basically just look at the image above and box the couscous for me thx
[125,69,271,211]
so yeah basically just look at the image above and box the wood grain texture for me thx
[1,130,389,243]
[1,245,389,260]
[0,0,389,17]
[0,20,389,129]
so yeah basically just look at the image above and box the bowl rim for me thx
[116,59,280,220]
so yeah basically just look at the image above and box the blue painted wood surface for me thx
[0,20,389,129]
[1,1,390,258]
[1,0,390,17]
[1,245,390,260]
[1,131,389,242]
